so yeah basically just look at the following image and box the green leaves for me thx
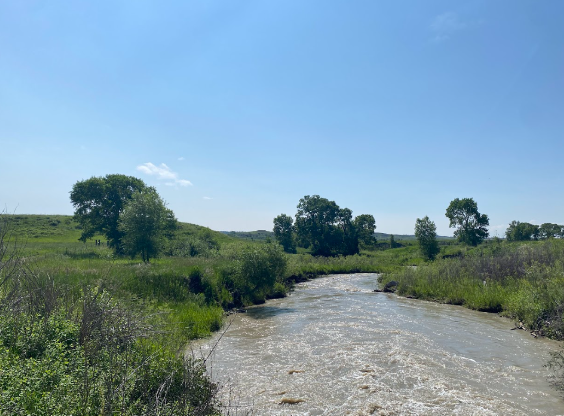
[118,188,177,262]
[70,174,147,250]
[505,220,539,241]
[273,214,296,253]
[234,242,287,303]
[415,216,440,260]
[445,198,489,246]
[294,195,375,256]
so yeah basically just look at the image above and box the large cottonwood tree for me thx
[70,174,147,251]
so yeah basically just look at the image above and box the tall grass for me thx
[381,240,564,338]
[0,215,221,415]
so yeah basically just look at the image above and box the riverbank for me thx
[378,239,564,340]
[0,214,418,414]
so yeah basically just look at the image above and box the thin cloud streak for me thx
[136,162,193,187]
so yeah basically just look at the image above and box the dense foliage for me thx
[445,197,489,246]
[0,214,220,415]
[70,174,147,251]
[505,221,564,241]
[505,220,539,241]
[119,188,177,262]
[280,195,376,257]
[273,214,296,253]
[415,216,440,260]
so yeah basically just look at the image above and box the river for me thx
[196,273,564,415]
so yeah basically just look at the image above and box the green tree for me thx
[389,234,396,249]
[335,208,360,256]
[295,195,341,256]
[445,198,489,246]
[273,214,296,253]
[118,188,177,262]
[354,214,377,249]
[539,223,562,240]
[415,216,440,260]
[505,221,539,241]
[70,174,147,251]
[293,195,375,256]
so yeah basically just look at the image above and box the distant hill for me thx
[375,232,454,241]
[220,230,274,242]
[222,230,454,242]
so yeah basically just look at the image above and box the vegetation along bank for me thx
[2,174,564,413]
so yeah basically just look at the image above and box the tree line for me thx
[273,195,376,256]
[505,221,564,241]
[273,196,493,261]
[70,175,561,265]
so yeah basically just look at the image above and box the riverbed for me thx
[196,273,564,415]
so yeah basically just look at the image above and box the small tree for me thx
[118,188,176,262]
[415,216,440,260]
[273,214,296,253]
[445,198,489,246]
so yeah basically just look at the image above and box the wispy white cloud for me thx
[430,12,468,42]
[177,179,192,187]
[203,196,212,200]
[178,157,185,161]
[136,162,193,187]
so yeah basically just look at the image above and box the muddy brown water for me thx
[196,273,564,415]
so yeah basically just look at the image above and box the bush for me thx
[233,242,287,305]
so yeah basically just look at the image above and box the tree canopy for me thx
[118,188,176,262]
[505,221,539,241]
[415,216,440,260]
[293,195,375,256]
[70,174,147,251]
[539,223,563,239]
[354,214,377,249]
[445,198,489,246]
[273,214,296,253]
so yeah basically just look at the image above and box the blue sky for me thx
[1,1,563,235]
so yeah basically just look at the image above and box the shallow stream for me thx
[197,273,564,415]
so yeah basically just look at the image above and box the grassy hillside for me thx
[6,214,235,244]
[221,229,274,241]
